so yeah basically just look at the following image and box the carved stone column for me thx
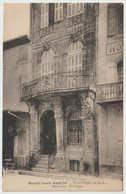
[52,97,64,156]
[79,92,96,174]
[27,101,39,152]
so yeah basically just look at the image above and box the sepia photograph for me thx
[2,1,124,191]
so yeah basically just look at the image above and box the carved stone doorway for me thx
[40,110,56,155]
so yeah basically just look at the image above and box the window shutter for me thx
[49,3,54,25]
[107,4,117,37]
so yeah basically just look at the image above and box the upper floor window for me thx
[67,3,84,18]
[40,49,55,76]
[41,3,49,28]
[67,42,83,72]
[55,3,63,22]
[117,61,123,82]
[108,4,123,37]
[67,110,82,145]
[19,47,28,62]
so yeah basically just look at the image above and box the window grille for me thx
[70,160,80,172]
[67,3,84,18]
[67,111,82,145]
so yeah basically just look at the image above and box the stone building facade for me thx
[21,3,98,175]
[3,35,31,168]
[21,3,123,176]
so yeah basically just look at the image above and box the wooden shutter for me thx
[107,4,117,37]
[118,4,123,35]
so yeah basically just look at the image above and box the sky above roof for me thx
[3,3,30,41]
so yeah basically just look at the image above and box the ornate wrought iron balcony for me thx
[40,25,55,37]
[21,70,90,100]
[67,13,84,26]
[96,82,123,104]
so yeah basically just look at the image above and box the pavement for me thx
[2,169,123,192]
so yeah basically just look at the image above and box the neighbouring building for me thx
[3,3,123,177]
[96,3,123,177]
[3,35,31,168]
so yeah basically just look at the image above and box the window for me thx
[67,3,84,18]
[108,4,123,37]
[19,47,28,61]
[67,42,83,72]
[55,3,63,22]
[117,61,123,82]
[118,4,123,35]
[67,110,82,145]
[41,3,49,28]
[70,160,80,172]
[40,49,55,76]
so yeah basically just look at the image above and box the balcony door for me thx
[67,41,83,88]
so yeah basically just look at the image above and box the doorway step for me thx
[31,155,59,174]
[32,155,49,173]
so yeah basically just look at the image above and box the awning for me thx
[3,109,29,121]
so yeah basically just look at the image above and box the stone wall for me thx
[3,43,31,111]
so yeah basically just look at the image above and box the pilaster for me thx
[27,101,39,152]
[52,97,65,172]
[52,97,64,155]
[79,91,96,174]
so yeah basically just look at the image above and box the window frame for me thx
[67,110,82,145]
[70,160,80,172]
[107,4,123,37]
[19,46,28,62]
[67,3,84,18]
[40,49,55,76]
[67,42,83,72]
[117,61,123,82]
[41,3,49,28]
[55,3,63,22]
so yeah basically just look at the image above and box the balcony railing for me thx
[67,12,84,26]
[40,25,55,37]
[21,70,89,99]
[96,82,123,103]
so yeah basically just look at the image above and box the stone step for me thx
[41,155,48,159]
[36,164,48,168]
[32,167,49,173]
[49,168,59,173]
[39,157,48,162]
[38,160,48,165]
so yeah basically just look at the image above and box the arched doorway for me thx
[40,110,56,155]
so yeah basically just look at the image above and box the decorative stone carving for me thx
[43,42,50,51]
[52,97,64,155]
[27,100,39,152]
[70,33,79,43]
[79,92,95,119]
[52,97,63,120]
[79,92,96,174]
